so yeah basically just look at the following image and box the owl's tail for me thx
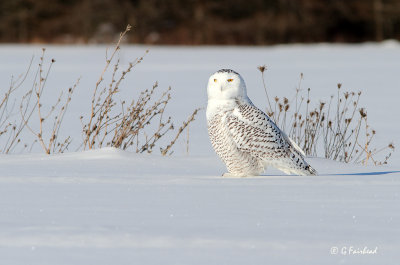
[304,164,318,176]
[288,138,318,176]
[270,160,318,176]
[283,164,318,176]
[267,151,318,176]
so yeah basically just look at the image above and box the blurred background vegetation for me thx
[1,0,400,45]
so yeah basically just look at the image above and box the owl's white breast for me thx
[206,97,252,121]
[206,99,235,121]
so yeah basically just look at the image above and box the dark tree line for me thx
[1,0,399,44]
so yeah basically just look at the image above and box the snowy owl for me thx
[206,69,317,177]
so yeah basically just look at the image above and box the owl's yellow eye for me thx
[227,79,233,82]
[214,79,217,82]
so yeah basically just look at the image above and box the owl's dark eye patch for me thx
[214,79,217,82]
[227,79,233,82]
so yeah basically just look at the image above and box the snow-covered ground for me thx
[1,43,399,264]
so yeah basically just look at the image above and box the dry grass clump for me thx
[20,48,79,154]
[80,25,200,155]
[0,50,77,154]
[0,58,33,153]
[0,25,200,155]
[258,66,394,165]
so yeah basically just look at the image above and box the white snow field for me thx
[1,43,400,264]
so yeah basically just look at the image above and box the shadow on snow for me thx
[257,171,400,177]
[327,171,400,176]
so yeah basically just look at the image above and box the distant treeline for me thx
[1,0,400,44]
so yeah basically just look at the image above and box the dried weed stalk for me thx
[258,66,394,165]
[1,50,77,154]
[0,25,198,155]
[0,57,33,153]
[161,108,200,156]
[1,25,199,155]
[20,48,79,154]
[81,24,200,155]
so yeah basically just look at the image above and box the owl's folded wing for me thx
[225,103,292,159]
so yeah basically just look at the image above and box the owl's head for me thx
[207,69,247,100]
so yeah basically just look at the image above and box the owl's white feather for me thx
[206,69,317,177]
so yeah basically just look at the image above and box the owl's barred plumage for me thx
[216,69,239,75]
[206,69,317,177]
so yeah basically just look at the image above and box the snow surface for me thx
[1,43,400,264]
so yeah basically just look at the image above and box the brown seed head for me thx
[283,97,289,105]
[359,108,367,118]
[257,65,267,73]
